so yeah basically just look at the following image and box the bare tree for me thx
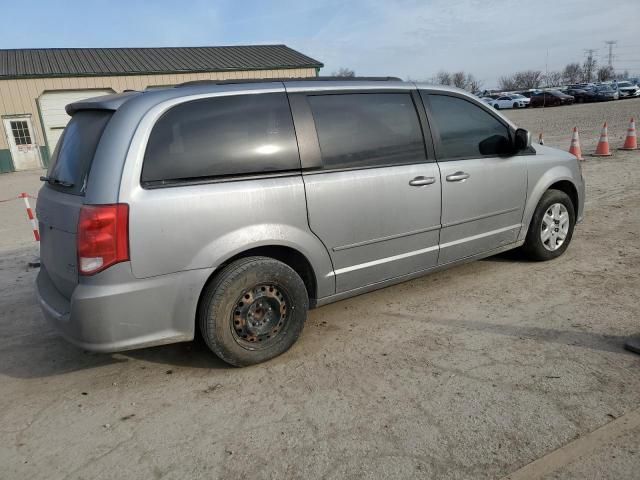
[562,63,582,84]
[433,70,452,85]
[514,70,543,89]
[467,74,483,94]
[597,66,615,82]
[332,67,355,77]
[543,71,563,87]
[499,70,543,91]
[582,57,597,83]
[451,71,468,89]
[615,69,630,80]
[498,74,519,91]
[429,71,481,92]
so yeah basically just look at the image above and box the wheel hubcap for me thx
[231,284,289,349]
[541,203,570,251]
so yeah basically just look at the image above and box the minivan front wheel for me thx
[522,189,575,261]
[198,256,308,366]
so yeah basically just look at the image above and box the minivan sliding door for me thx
[290,90,441,293]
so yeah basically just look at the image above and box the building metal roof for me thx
[0,45,323,80]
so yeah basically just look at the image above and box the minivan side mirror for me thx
[514,128,531,152]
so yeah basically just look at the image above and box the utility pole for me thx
[605,40,617,68]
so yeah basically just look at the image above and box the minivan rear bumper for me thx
[36,263,213,353]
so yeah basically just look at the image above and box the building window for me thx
[10,121,32,145]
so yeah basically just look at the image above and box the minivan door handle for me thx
[446,171,470,182]
[409,176,436,187]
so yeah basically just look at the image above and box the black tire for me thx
[513,102,519,109]
[522,189,576,261]
[198,256,309,366]
[494,104,500,110]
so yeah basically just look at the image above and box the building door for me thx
[39,89,113,154]
[2,116,42,171]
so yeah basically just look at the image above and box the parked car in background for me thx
[35,78,584,366]
[615,81,640,98]
[530,90,575,107]
[565,88,598,103]
[593,84,619,101]
[490,94,530,109]
[516,89,542,98]
[567,83,595,91]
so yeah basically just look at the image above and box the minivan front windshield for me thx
[46,110,113,195]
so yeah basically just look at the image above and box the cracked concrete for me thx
[1,99,639,479]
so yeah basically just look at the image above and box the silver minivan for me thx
[36,78,585,366]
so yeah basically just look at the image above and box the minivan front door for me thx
[290,91,441,293]
[422,92,527,264]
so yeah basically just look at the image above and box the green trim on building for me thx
[35,97,51,164]
[0,148,15,173]
[40,146,50,167]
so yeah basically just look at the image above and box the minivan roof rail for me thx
[176,76,403,87]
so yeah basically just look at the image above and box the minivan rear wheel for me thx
[198,256,308,366]
[522,189,575,261]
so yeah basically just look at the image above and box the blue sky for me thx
[3,0,640,87]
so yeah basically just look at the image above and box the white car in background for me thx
[491,94,530,109]
[616,81,640,98]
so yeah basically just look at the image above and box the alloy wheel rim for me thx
[230,284,290,350]
[541,203,569,251]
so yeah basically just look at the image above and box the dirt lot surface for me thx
[1,99,639,479]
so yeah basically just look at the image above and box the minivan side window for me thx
[141,93,299,184]
[307,93,427,170]
[426,94,511,159]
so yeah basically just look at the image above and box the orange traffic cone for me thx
[592,122,612,157]
[538,132,544,145]
[568,127,584,161]
[619,117,638,150]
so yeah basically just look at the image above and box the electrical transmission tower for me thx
[583,49,597,82]
[605,40,617,68]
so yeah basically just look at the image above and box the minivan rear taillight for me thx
[77,204,129,275]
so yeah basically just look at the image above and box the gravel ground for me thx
[505,97,640,152]
[1,99,639,479]
[0,168,46,252]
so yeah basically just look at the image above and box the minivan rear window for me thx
[46,110,113,195]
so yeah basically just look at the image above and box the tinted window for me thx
[142,93,299,183]
[426,94,510,159]
[307,93,426,169]
[47,110,114,195]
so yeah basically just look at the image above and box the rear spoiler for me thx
[66,91,141,115]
